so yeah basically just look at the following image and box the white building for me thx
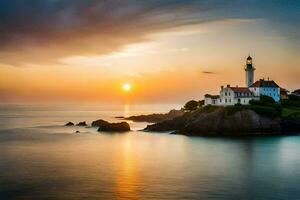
[249,79,280,102]
[204,85,259,106]
[204,56,281,106]
[204,94,220,105]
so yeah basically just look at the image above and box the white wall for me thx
[249,87,280,102]
[246,69,254,87]
[219,87,259,106]
[204,97,212,105]
[219,88,235,106]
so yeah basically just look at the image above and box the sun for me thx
[122,83,131,92]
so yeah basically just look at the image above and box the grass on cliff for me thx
[224,104,282,118]
[282,107,300,117]
[185,97,300,119]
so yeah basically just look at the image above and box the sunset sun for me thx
[122,83,131,92]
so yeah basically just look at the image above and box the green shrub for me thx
[197,105,220,114]
[260,95,275,104]
[285,112,300,120]
[250,105,280,118]
[250,95,276,106]
[225,105,244,115]
[183,100,199,112]
[281,99,300,108]
[225,104,281,118]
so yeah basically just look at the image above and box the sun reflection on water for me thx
[123,104,130,118]
[115,135,139,200]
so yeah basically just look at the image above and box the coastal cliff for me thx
[121,109,184,123]
[144,106,300,135]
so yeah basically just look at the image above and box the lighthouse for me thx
[245,55,255,87]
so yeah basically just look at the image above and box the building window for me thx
[225,92,227,96]
[225,99,227,103]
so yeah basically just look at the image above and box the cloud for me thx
[202,71,216,74]
[0,0,231,65]
[0,0,298,65]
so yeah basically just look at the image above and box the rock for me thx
[125,109,184,123]
[115,116,124,119]
[144,116,187,132]
[91,119,109,127]
[281,118,300,132]
[98,122,130,132]
[144,107,294,135]
[65,122,74,126]
[76,121,87,126]
[183,109,281,135]
[75,130,80,133]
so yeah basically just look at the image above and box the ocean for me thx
[0,104,300,200]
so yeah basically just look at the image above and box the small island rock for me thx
[65,122,74,126]
[76,121,87,126]
[91,119,109,127]
[98,122,130,132]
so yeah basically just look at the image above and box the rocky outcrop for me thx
[281,118,300,132]
[65,122,74,126]
[183,109,281,135]
[92,119,131,132]
[91,119,109,127]
[76,121,87,126]
[145,108,289,135]
[98,122,130,132]
[124,109,184,123]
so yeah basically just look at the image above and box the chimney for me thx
[227,84,230,88]
[221,85,224,90]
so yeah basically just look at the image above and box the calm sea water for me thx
[0,104,300,200]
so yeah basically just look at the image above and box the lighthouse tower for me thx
[245,55,255,87]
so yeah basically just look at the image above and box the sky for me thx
[0,0,299,104]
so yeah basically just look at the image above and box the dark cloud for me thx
[0,0,298,65]
[202,71,216,74]
[0,0,229,64]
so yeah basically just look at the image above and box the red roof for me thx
[229,87,252,93]
[250,79,280,88]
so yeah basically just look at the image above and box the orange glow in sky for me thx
[0,1,299,104]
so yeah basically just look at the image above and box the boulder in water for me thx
[65,122,74,126]
[91,119,109,127]
[98,122,130,132]
[76,121,87,126]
